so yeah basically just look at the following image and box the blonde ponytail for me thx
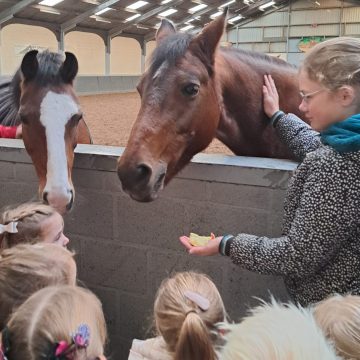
[175,311,217,360]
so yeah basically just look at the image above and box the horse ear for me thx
[192,7,228,63]
[59,52,78,84]
[156,19,176,45]
[21,50,39,81]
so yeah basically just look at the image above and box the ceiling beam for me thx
[229,0,289,30]
[0,0,37,25]
[109,0,184,38]
[175,6,214,26]
[144,4,231,42]
[144,30,156,42]
[3,17,58,33]
[60,0,121,32]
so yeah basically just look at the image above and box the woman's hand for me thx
[179,235,222,256]
[263,74,280,118]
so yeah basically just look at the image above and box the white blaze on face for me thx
[40,91,79,199]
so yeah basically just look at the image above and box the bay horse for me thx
[0,50,92,214]
[118,10,304,202]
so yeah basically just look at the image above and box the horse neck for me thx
[213,48,300,157]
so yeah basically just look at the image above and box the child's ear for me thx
[338,85,356,106]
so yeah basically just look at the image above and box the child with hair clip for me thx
[313,294,360,359]
[218,299,339,360]
[128,271,227,360]
[0,243,77,329]
[181,37,360,306]
[0,201,69,249]
[0,285,107,360]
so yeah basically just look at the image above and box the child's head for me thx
[299,37,360,130]
[302,37,360,92]
[0,243,76,329]
[154,271,226,360]
[219,299,338,360]
[313,294,360,359]
[0,201,69,249]
[2,285,107,360]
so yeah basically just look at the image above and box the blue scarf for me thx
[321,113,360,153]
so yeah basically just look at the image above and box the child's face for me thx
[298,69,354,131]
[40,212,70,247]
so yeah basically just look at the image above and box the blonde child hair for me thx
[0,201,58,248]
[302,37,360,91]
[1,285,107,360]
[313,294,360,359]
[0,243,76,329]
[218,299,338,360]
[154,271,226,360]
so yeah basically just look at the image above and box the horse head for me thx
[118,12,227,202]
[19,50,84,214]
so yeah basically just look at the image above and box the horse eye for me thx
[182,84,200,97]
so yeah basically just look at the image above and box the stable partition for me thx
[0,139,297,359]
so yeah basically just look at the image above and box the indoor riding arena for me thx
[0,0,360,359]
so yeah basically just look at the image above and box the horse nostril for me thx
[43,191,49,204]
[136,164,152,182]
[66,190,74,211]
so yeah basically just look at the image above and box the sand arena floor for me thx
[79,92,232,155]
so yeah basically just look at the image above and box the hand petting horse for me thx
[118,10,304,202]
[0,50,92,214]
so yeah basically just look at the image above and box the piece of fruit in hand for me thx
[189,232,215,247]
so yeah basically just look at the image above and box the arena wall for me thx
[74,75,141,95]
[0,139,296,359]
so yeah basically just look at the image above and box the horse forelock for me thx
[30,50,65,86]
[149,33,192,76]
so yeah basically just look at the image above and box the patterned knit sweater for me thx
[229,113,360,306]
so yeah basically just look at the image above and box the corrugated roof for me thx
[0,0,292,43]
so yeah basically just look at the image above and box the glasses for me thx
[299,89,325,103]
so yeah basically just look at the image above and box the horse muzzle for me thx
[42,187,74,214]
[117,161,167,202]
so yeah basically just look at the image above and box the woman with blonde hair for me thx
[313,294,360,359]
[129,271,226,360]
[0,201,69,249]
[0,243,76,329]
[0,285,107,360]
[219,299,338,360]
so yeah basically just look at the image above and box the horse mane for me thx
[0,72,20,126]
[0,50,65,126]
[222,46,297,70]
[149,31,296,82]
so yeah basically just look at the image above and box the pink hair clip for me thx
[52,324,90,359]
[55,341,70,357]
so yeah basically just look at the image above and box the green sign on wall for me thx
[298,37,325,52]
